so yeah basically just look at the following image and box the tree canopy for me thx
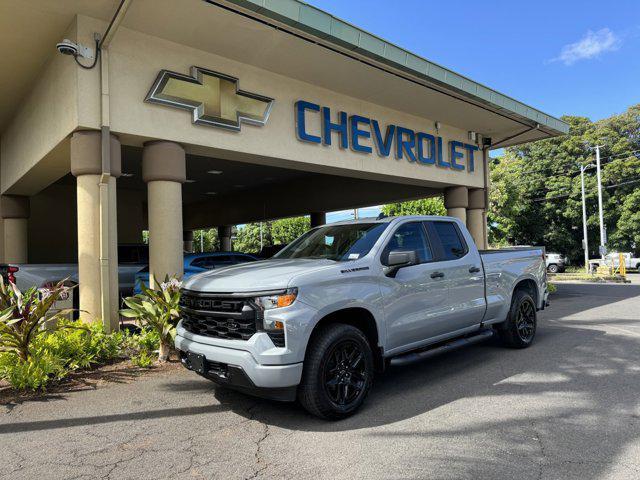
[489,104,640,261]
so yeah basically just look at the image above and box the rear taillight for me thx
[7,266,18,284]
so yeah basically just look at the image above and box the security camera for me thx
[56,39,94,59]
[56,39,79,56]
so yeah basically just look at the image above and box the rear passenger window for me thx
[432,222,467,260]
[381,222,432,265]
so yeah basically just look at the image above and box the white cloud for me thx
[553,28,621,65]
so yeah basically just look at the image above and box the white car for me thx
[545,253,568,273]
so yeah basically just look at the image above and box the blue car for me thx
[134,252,258,294]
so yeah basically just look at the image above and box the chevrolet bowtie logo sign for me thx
[145,67,274,131]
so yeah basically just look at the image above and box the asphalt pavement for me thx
[2,282,640,480]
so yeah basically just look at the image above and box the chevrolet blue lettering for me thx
[295,100,479,171]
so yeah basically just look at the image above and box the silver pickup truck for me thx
[176,216,548,419]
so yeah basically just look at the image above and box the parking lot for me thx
[2,280,640,480]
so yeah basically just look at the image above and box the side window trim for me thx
[425,220,469,262]
[379,221,435,266]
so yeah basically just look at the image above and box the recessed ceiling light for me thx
[121,173,135,178]
[205,191,217,195]
[185,179,196,183]
[207,170,223,175]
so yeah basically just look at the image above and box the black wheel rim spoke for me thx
[516,300,536,341]
[323,340,367,407]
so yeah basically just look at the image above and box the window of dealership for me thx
[0,0,568,331]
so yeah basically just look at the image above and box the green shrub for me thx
[0,351,64,391]
[0,278,80,361]
[37,321,126,370]
[121,277,181,362]
[548,283,557,294]
[131,350,155,368]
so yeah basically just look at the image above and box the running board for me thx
[389,329,494,367]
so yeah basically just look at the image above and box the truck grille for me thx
[179,291,258,341]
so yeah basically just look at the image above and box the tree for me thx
[233,223,272,254]
[191,228,219,252]
[272,216,310,245]
[489,104,640,261]
[381,197,446,216]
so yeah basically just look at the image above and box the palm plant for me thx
[0,278,76,362]
[120,277,181,362]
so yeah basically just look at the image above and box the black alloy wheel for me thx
[298,323,374,419]
[516,299,536,343]
[322,340,368,407]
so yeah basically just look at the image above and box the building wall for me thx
[85,17,485,190]
[0,20,79,195]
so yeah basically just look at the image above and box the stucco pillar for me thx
[71,131,121,331]
[310,212,326,228]
[444,186,468,224]
[467,188,486,249]
[218,225,232,251]
[183,230,194,253]
[1,195,30,263]
[143,141,185,288]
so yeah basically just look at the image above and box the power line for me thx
[532,176,640,202]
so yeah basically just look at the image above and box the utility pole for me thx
[580,164,590,273]
[594,145,606,259]
[353,208,359,220]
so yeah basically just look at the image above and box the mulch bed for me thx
[0,358,183,406]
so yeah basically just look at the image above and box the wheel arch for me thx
[513,277,539,307]
[306,307,384,372]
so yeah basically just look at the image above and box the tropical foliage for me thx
[489,104,640,261]
[120,277,182,362]
[381,198,446,217]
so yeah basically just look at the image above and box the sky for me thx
[310,0,640,222]
[306,0,640,122]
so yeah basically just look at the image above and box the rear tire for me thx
[298,323,374,420]
[496,289,537,349]
[547,264,559,274]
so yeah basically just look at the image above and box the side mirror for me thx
[384,250,418,277]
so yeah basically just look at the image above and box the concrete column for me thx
[467,188,487,249]
[218,225,232,251]
[183,230,194,253]
[310,212,326,228]
[71,131,121,331]
[444,186,468,224]
[1,195,30,263]
[143,141,185,288]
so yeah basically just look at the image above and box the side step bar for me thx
[389,328,495,367]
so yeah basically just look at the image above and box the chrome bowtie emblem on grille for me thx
[145,66,274,131]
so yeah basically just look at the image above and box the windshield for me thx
[275,223,389,261]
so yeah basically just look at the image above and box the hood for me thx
[183,258,337,292]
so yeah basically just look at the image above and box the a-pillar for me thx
[444,186,468,224]
[218,226,232,251]
[467,188,487,249]
[70,131,121,331]
[183,230,194,253]
[143,141,185,288]
[1,195,30,263]
[310,212,326,228]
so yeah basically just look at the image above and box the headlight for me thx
[255,288,298,311]
[255,288,297,332]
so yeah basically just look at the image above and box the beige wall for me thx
[0,20,79,195]
[96,18,484,190]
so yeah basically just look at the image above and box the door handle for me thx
[430,271,445,279]
[469,266,481,273]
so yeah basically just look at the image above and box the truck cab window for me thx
[382,222,432,265]
[432,221,467,260]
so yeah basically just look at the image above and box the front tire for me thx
[496,289,537,348]
[547,264,559,274]
[298,323,374,420]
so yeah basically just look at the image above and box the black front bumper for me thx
[178,350,296,402]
